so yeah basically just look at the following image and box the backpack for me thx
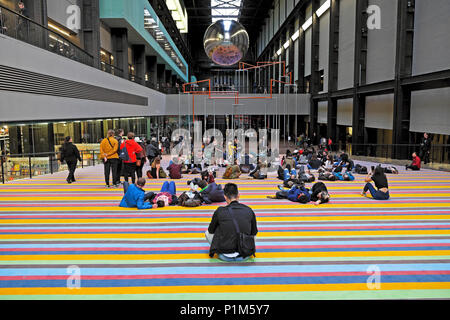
[119,142,130,161]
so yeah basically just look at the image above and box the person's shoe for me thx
[277,185,285,191]
[114,183,120,188]
[105,185,110,188]
[67,179,72,184]
[405,165,408,170]
[267,195,277,199]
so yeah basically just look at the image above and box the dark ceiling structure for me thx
[184,0,274,76]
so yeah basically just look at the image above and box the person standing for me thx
[120,132,143,184]
[135,137,146,179]
[115,129,125,184]
[59,136,81,184]
[419,133,431,165]
[100,130,119,188]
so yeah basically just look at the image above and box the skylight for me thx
[211,0,242,23]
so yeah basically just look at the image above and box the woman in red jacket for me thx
[120,132,143,184]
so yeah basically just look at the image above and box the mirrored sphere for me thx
[203,20,249,66]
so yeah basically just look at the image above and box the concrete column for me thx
[157,64,166,89]
[145,56,157,88]
[111,28,129,79]
[81,0,101,68]
[132,44,145,85]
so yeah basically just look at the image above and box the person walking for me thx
[59,136,81,184]
[119,132,143,184]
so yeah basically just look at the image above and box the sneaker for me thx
[105,185,110,188]
[277,185,285,191]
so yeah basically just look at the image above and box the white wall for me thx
[337,98,353,126]
[410,88,450,135]
[365,94,394,130]
[366,0,398,84]
[412,0,450,76]
[318,101,328,124]
[319,11,330,93]
[337,0,355,90]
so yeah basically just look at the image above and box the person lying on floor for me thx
[268,183,311,204]
[361,166,390,200]
[119,178,160,209]
[145,181,178,207]
[268,181,330,205]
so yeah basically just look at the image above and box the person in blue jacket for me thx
[119,178,160,209]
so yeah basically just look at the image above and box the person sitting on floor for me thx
[201,169,215,184]
[119,178,160,210]
[167,157,183,179]
[307,154,323,170]
[361,166,390,201]
[223,161,242,179]
[249,160,268,180]
[406,152,421,171]
[205,183,258,262]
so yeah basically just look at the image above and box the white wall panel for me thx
[365,94,394,130]
[337,0,355,90]
[304,28,312,76]
[318,101,328,124]
[410,88,450,135]
[366,0,398,84]
[337,98,353,126]
[412,0,450,75]
[319,11,330,93]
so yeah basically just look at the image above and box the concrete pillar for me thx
[111,28,129,79]
[132,44,145,85]
[145,56,157,88]
[157,64,166,89]
[81,0,101,68]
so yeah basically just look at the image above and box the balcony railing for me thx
[0,4,180,95]
[1,150,102,184]
[0,4,94,66]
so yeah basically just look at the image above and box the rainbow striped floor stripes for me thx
[1,161,450,300]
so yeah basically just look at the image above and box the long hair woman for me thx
[361,165,390,200]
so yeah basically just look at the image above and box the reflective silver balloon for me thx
[203,20,249,66]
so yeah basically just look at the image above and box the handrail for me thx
[0,4,93,60]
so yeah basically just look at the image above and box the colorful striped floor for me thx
[1,160,450,300]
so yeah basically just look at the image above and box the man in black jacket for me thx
[59,136,81,184]
[205,183,258,261]
[419,133,431,165]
